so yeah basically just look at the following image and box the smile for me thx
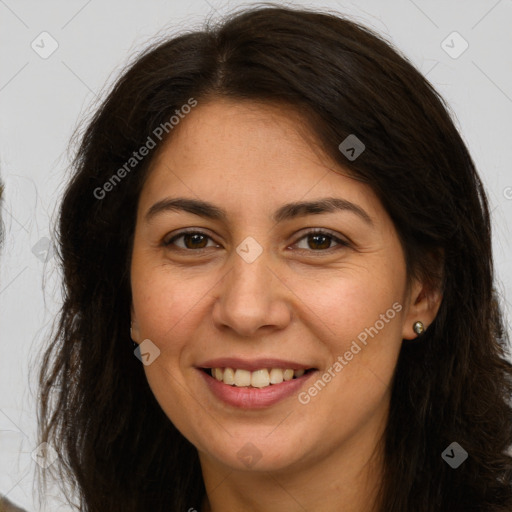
[197,359,318,409]
[205,367,313,388]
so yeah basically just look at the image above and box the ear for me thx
[130,304,141,343]
[401,276,443,340]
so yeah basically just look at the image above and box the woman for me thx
[38,5,512,511]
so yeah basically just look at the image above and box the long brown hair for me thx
[38,4,512,511]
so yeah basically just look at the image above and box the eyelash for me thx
[162,228,350,254]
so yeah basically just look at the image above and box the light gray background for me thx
[1,0,511,510]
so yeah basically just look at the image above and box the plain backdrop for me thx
[1,0,511,510]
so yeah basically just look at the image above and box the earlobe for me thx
[402,282,443,340]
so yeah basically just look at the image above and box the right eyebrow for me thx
[145,197,228,223]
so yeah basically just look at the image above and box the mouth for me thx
[200,367,316,388]
[196,359,318,409]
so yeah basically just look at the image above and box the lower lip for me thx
[198,369,317,409]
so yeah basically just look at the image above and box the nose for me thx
[211,244,292,338]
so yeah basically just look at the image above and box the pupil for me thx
[185,233,207,249]
[310,234,330,250]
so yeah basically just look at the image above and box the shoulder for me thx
[0,496,27,512]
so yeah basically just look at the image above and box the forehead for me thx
[138,99,384,223]
[150,99,332,176]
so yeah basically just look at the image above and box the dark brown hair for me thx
[38,4,512,511]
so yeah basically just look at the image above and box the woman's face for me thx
[130,99,430,475]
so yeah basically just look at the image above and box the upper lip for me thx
[197,357,315,372]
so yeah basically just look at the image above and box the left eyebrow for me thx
[144,196,374,226]
[273,197,373,226]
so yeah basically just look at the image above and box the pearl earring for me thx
[413,321,425,335]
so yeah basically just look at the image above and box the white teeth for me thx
[269,368,284,384]
[223,367,235,385]
[283,369,294,381]
[234,369,251,387]
[251,369,270,388]
[210,367,309,388]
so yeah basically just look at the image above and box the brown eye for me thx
[294,230,349,252]
[164,231,217,250]
[162,228,349,254]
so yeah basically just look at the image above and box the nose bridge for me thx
[212,235,290,336]
[226,240,273,311]
[231,238,270,293]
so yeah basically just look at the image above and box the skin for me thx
[130,99,442,512]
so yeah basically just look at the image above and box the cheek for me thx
[290,262,404,347]
[293,267,404,424]
[130,260,209,432]
[131,259,218,345]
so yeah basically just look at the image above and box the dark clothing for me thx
[0,496,27,512]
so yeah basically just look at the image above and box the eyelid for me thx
[163,228,219,249]
[291,228,351,252]
[163,227,351,253]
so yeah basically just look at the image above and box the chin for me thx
[196,427,315,473]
